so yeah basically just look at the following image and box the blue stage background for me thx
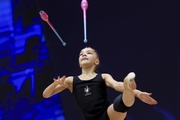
[0,0,65,120]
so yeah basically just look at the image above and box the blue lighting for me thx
[0,0,65,119]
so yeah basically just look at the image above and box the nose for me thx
[82,53,87,57]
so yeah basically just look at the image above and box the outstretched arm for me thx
[102,73,158,105]
[134,90,158,105]
[43,76,73,98]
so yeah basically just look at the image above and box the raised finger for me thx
[53,78,57,81]
[58,76,61,80]
[61,76,66,82]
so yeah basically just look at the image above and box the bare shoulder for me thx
[101,73,112,80]
[65,76,73,85]
[64,76,73,92]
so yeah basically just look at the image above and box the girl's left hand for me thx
[137,92,158,105]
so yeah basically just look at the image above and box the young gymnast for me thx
[43,47,158,120]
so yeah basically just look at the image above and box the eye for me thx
[79,53,83,56]
[87,51,92,54]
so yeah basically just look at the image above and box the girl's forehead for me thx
[80,48,94,52]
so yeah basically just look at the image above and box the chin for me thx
[80,63,91,68]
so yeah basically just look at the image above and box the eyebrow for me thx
[86,50,93,52]
[79,51,83,54]
[81,49,93,52]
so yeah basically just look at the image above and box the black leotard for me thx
[72,74,111,120]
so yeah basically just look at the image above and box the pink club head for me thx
[39,10,48,21]
[81,0,88,10]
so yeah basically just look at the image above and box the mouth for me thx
[81,58,88,61]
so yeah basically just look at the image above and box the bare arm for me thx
[102,73,141,96]
[102,73,124,92]
[102,73,158,105]
[43,76,73,98]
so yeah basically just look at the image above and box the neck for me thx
[81,66,96,76]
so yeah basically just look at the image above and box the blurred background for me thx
[0,0,180,120]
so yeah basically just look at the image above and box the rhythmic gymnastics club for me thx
[81,0,88,43]
[39,10,66,46]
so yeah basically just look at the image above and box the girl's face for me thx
[79,47,99,68]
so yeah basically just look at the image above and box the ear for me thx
[95,59,100,65]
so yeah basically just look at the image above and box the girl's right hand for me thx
[53,76,68,88]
